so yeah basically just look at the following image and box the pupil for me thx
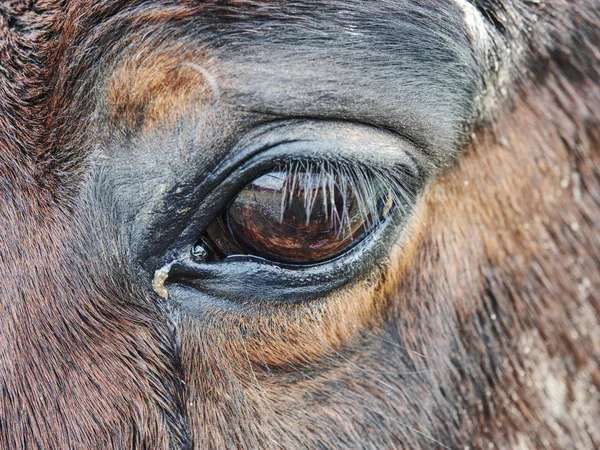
[225,166,385,264]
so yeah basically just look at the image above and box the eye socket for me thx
[142,121,424,307]
[194,160,397,265]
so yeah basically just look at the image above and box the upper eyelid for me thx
[203,119,423,186]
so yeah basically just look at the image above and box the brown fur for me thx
[106,50,218,131]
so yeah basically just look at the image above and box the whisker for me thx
[316,337,401,394]
[270,439,285,449]
[322,354,441,377]
[239,333,265,396]
[322,312,427,359]
[178,62,220,100]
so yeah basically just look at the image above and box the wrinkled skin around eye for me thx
[227,169,389,264]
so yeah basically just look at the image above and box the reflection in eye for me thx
[228,164,391,263]
[194,160,417,265]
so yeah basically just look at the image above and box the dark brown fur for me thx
[0,1,598,449]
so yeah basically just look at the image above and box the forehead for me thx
[63,1,485,153]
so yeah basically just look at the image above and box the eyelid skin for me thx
[220,120,424,178]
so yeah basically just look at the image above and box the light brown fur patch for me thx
[106,49,220,132]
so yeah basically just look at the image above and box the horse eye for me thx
[197,162,393,265]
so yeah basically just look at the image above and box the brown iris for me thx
[193,163,392,265]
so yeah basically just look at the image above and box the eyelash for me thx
[276,157,420,231]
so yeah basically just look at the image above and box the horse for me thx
[0,1,598,448]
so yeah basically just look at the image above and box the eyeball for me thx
[226,167,391,264]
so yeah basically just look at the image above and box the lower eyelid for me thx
[160,210,398,307]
